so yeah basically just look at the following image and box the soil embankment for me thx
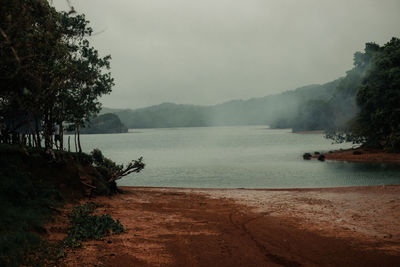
[53,185,400,266]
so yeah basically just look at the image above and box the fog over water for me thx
[52,0,400,109]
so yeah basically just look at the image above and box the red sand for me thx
[48,185,400,266]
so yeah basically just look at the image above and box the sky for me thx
[52,0,400,109]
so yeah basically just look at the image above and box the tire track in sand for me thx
[229,213,302,267]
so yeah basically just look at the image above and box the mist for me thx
[51,0,400,109]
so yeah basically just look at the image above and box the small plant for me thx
[64,202,125,247]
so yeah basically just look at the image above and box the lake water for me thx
[77,126,400,188]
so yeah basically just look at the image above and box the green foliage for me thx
[0,1,114,149]
[64,202,124,248]
[326,42,381,133]
[324,38,400,152]
[353,38,400,151]
[324,129,365,145]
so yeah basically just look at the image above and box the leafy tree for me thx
[58,12,114,152]
[0,0,56,146]
[324,42,382,144]
[0,1,113,151]
[352,38,400,151]
[325,38,400,152]
[329,42,381,129]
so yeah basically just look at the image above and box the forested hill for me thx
[105,79,341,129]
[80,113,128,134]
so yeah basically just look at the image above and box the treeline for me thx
[328,38,400,151]
[0,1,113,152]
[110,81,338,128]
[270,38,399,151]
[109,38,399,151]
[272,42,379,133]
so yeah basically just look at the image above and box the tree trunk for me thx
[25,113,35,147]
[35,116,41,148]
[74,126,78,152]
[45,110,54,149]
[77,125,82,153]
[60,101,65,150]
[59,122,64,150]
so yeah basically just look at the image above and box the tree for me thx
[0,0,56,146]
[324,42,383,145]
[353,38,400,151]
[0,1,113,151]
[90,148,145,192]
[326,38,400,152]
[57,12,114,152]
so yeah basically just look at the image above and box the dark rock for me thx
[314,152,320,155]
[303,153,312,160]
[318,155,326,161]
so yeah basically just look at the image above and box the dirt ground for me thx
[48,185,400,266]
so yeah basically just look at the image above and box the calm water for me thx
[76,126,400,188]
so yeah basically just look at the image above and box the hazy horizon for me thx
[52,0,400,110]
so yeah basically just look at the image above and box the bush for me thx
[64,202,125,248]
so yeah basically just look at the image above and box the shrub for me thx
[64,202,125,248]
[90,148,145,183]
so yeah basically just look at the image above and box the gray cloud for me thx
[53,0,400,109]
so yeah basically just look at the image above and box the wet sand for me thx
[50,185,400,266]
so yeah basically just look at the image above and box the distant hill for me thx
[98,107,126,115]
[81,113,128,134]
[103,79,342,129]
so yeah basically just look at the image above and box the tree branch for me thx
[0,26,21,65]
[108,157,145,182]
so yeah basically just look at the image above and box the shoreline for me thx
[118,184,400,191]
[312,147,400,164]
[293,130,325,134]
[53,185,400,266]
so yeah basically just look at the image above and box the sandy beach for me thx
[49,185,400,266]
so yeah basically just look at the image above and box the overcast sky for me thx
[52,0,400,109]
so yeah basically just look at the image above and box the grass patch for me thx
[64,202,125,248]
